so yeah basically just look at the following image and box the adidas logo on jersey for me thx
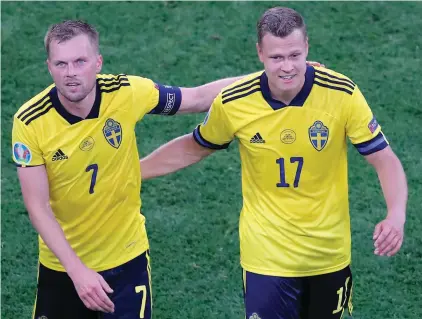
[52,149,68,161]
[250,132,265,144]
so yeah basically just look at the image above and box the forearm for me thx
[140,134,213,180]
[28,202,83,274]
[375,154,407,224]
[179,76,244,114]
[195,76,243,112]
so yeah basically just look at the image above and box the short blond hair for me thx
[257,7,307,44]
[44,20,99,56]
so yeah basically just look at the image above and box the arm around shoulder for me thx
[140,133,214,180]
[178,76,244,114]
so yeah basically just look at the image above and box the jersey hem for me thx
[39,244,149,273]
[241,257,351,277]
[14,163,45,167]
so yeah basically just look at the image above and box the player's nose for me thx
[280,62,294,74]
[65,64,77,77]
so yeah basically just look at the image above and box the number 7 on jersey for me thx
[85,164,98,194]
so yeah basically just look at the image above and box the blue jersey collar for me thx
[50,80,101,125]
[260,65,315,110]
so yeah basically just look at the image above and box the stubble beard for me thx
[58,81,96,103]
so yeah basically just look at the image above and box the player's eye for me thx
[56,62,66,67]
[76,59,86,65]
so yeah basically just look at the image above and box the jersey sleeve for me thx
[12,116,44,167]
[193,94,235,150]
[127,75,182,121]
[346,86,389,156]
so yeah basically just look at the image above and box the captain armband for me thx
[148,84,182,115]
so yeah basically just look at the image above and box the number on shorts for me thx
[135,285,147,318]
[332,276,350,315]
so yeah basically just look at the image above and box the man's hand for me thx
[306,60,326,68]
[373,217,404,257]
[69,264,115,313]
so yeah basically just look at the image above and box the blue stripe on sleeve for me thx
[192,126,231,150]
[354,132,388,155]
[148,84,182,115]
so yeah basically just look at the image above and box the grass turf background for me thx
[2,2,421,318]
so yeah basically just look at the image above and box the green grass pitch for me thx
[2,2,421,318]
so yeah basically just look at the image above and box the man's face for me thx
[257,29,308,95]
[47,34,102,103]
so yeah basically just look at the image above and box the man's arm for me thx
[140,133,214,180]
[365,146,408,256]
[17,166,114,313]
[178,76,244,113]
[176,61,326,114]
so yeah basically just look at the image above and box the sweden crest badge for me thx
[103,118,122,149]
[309,120,329,151]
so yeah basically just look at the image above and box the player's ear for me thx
[256,42,264,63]
[304,36,309,56]
[96,54,103,73]
[46,59,53,76]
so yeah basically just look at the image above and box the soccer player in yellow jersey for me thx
[140,7,408,319]
[11,20,246,319]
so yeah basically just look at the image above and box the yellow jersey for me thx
[194,66,388,277]
[12,74,181,272]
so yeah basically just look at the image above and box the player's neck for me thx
[58,86,97,119]
[268,75,305,105]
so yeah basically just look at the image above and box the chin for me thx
[65,93,87,103]
[279,82,296,90]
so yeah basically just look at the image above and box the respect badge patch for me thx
[368,117,379,133]
[13,142,32,165]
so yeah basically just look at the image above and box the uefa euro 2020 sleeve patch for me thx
[13,142,32,165]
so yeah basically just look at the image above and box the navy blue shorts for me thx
[243,266,353,319]
[33,251,152,319]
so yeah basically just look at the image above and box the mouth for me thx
[278,75,296,80]
[65,82,80,87]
